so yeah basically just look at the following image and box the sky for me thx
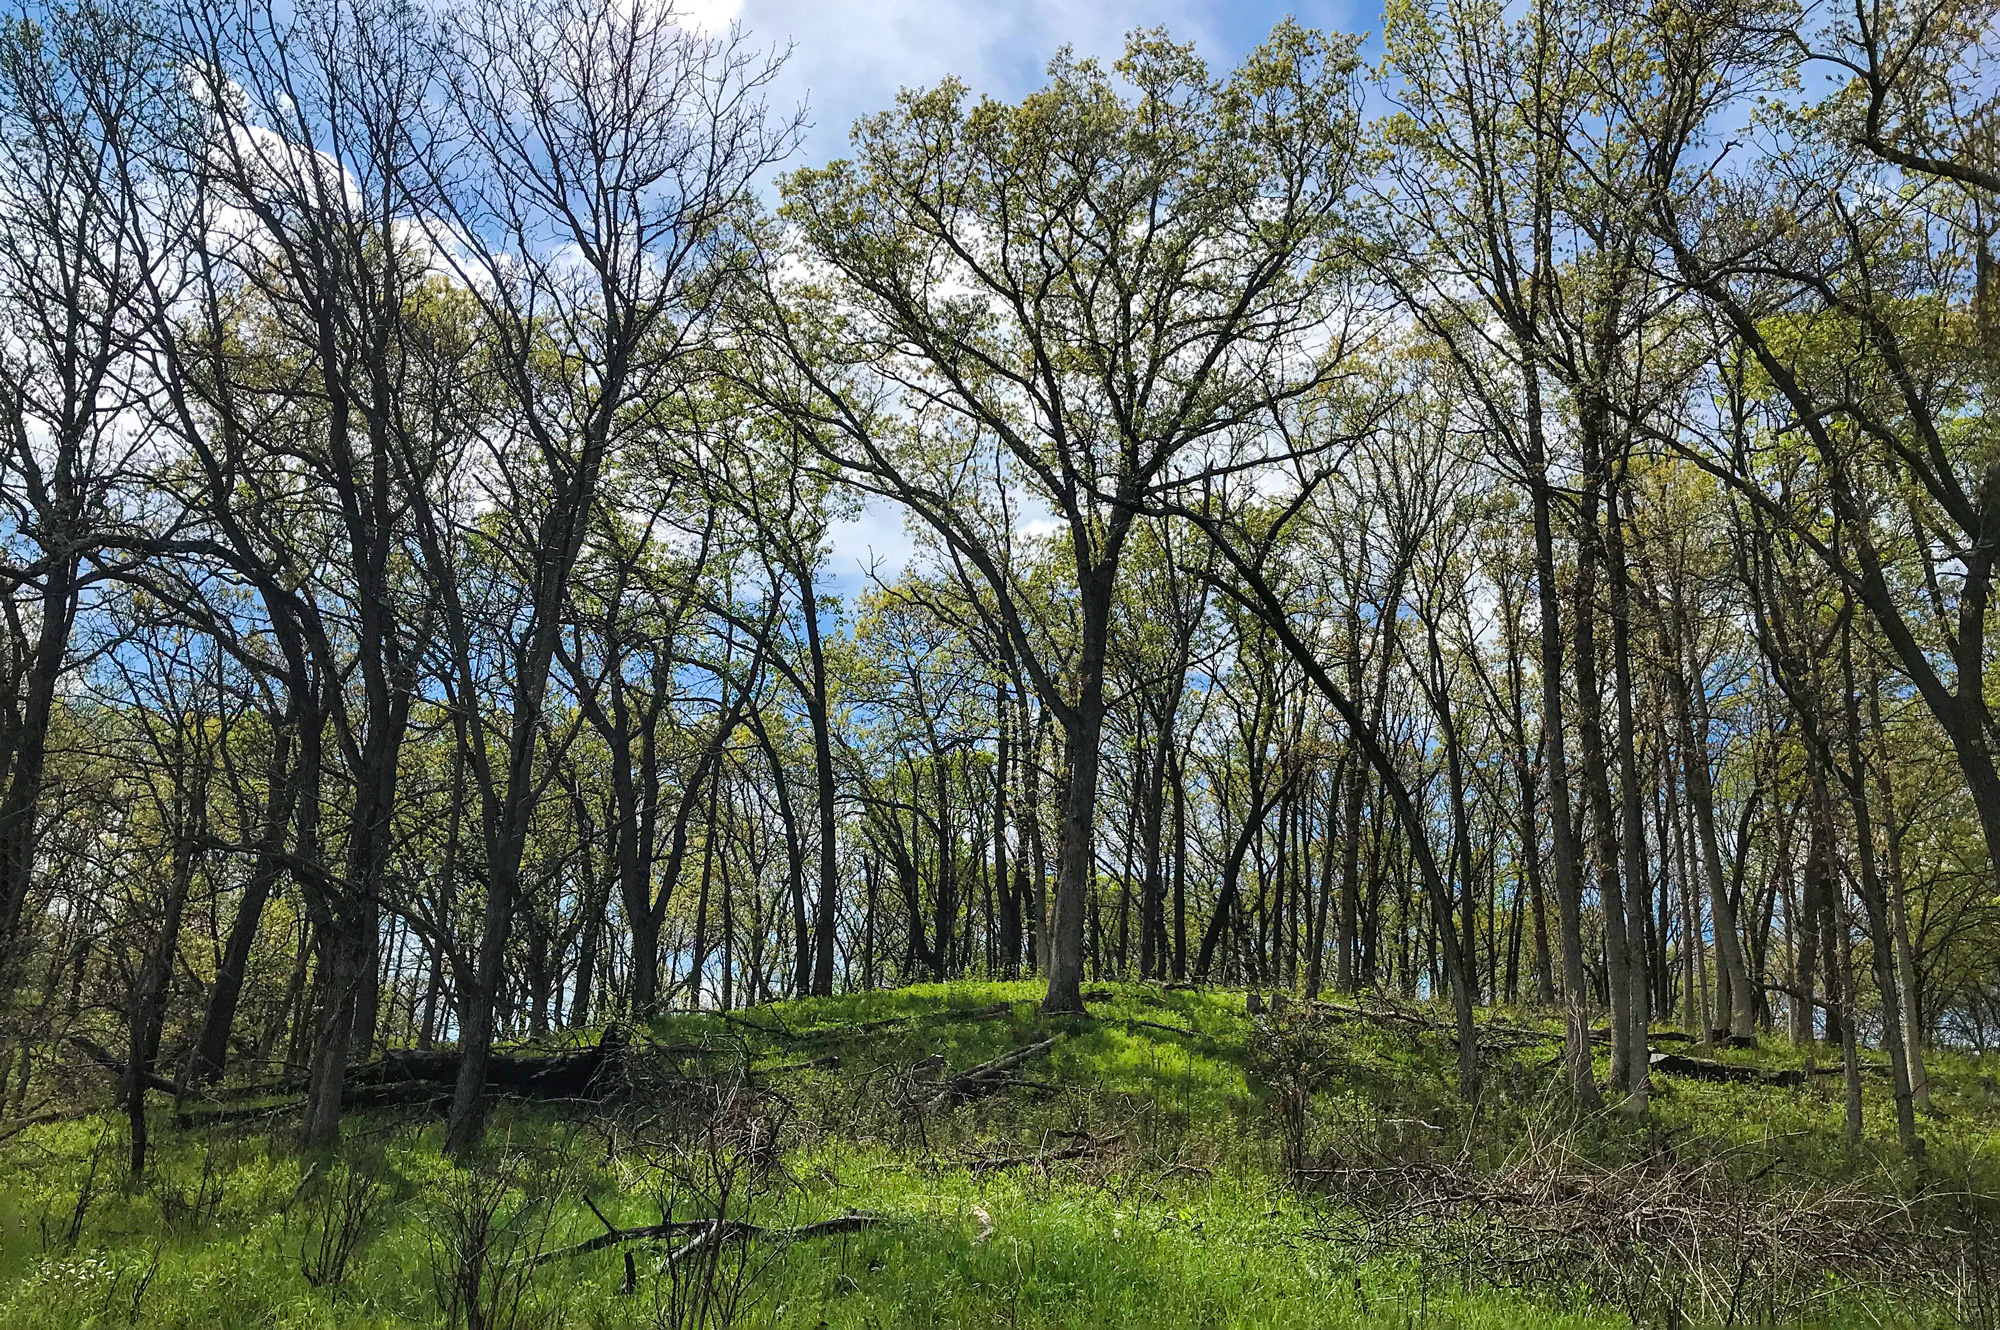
[689,0,1382,594]
[714,0,1378,165]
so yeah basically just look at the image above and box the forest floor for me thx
[1,982,1998,1328]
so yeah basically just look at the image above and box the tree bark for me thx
[187,725,298,1087]
[1573,414,1635,1095]
[1523,364,1600,1108]
[798,554,842,997]
[1605,471,1651,1110]
[1042,567,1117,1015]
[1674,656,1753,1040]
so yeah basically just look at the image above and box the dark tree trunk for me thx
[126,828,199,1179]
[1170,743,1188,981]
[1838,654,1922,1154]
[1043,565,1117,1015]
[187,726,298,1088]
[1675,656,1750,1042]
[996,683,1020,978]
[798,555,842,997]
[1523,365,1599,1108]
[1573,414,1635,1094]
[1606,471,1652,1109]
[0,555,79,987]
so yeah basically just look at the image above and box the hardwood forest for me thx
[0,0,1998,1325]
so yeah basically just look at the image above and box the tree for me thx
[748,23,1367,1012]
[0,0,171,991]
[407,0,792,1156]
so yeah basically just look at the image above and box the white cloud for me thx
[824,495,920,585]
[737,0,1231,167]
[675,0,746,35]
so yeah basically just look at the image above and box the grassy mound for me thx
[1,982,1996,1327]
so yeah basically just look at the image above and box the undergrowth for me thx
[0,980,1994,1327]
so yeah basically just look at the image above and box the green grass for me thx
[1,981,1995,1327]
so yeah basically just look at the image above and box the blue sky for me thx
[710,0,1382,181]
[692,0,1384,591]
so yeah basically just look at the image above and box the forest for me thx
[0,0,1998,1325]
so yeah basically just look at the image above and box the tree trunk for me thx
[1573,421,1634,1095]
[1138,700,1173,982]
[126,829,198,1179]
[0,554,79,985]
[1170,743,1188,981]
[187,727,298,1087]
[1524,365,1600,1108]
[1043,570,1115,1015]
[995,682,1019,978]
[798,555,841,997]
[300,911,368,1149]
[1676,656,1754,1040]
[1605,473,1651,1110]
[1867,681,1930,1111]
[1838,621,1922,1155]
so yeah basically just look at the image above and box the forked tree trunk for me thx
[187,727,298,1088]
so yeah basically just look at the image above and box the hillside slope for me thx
[1,982,1996,1328]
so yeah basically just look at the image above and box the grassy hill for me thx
[2,982,1996,1328]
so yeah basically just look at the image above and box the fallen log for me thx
[1107,1017,1200,1041]
[786,1003,1015,1046]
[964,1145,1096,1173]
[930,1035,1065,1110]
[0,1104,73,1141]
[1586,1027,1693,1047]
[345,1025,630,1099]
[205,1077,308,1102]
[1807,1061,1893,1080]
[65,1035,183,1097]
[198,1035,617,1118]
[1307,1001,1543,1051]
[963,1133,1109,1173]
[168,1028,635,1128]
[534,1209,887,1266]
[626,1034,747,1064]
[174,1099,309,1129]
[973,1075,1063,1096]
[1648,1051,1805,1087]
[753,1053,842,1075]
[714,1011,795,1041]
[179,1079,453,1127]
